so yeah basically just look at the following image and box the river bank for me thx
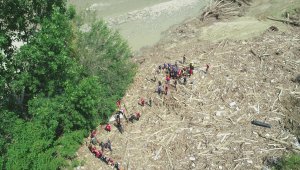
[75,0,300,169]
[69,0,210,51]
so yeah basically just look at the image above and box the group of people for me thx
[156,56,209,95]
[87,56,209,169]
[87,99,144,169]
[88,129,121,169]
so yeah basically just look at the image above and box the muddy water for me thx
[69,0,209,51]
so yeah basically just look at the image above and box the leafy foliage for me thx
[0,0,66,53]
[0,1,135,169]
[77,20,136,99]
[274,154,300,170]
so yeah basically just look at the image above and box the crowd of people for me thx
[156,56,209,96]
[87,56,209,169]
[87,99,144,170]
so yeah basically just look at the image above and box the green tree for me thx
[0,1,135,169]
[6,7,79,116]
[0,0,66,54]
[77,20,136,99]
[5,120,62,169]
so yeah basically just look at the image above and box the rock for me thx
[215,111,226,117]
[247,160,253,164]
[192,163,196,167]
[76,166,83,170]
[189,156,196,161]
[229,102,236,108]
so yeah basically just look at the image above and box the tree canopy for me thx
[0,1,135,169]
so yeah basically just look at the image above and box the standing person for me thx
[183,75,187,85]
[166,75,171,84]
[103,139,112,152]
[148,97,152,107]
[183,55,186,64]
[174,79,177,91]
[165,84,169,95]
[105,123,111,132]
[139,98,145,106]
[189,62,194,70]
[91,136,99,145]
[158,65,162,72]
[189,67,193,77]
[163,63,167,70]
[205,64,210,74]
[116,99,121,109]
[114,162,121,170]
[157,81,163,95]
[115,114,123,134]
[189,62,194,77]
[94,149,103,158]
[91,130,97,138]
[170,67,174,78]
[107,158,114,166]
[129,112,141,122]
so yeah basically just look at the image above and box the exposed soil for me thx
[75,0,300,169]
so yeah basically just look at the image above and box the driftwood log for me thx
[267,17,300,26]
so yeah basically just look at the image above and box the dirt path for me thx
[75,1,300,169]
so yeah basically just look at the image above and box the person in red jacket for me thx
[94,149,102,158]
[116,99,121,108]
[107,157,114,166]
[139,98,145,106]
[105,123,111,132]
[165,84,169,95]
[88,144,96,152]
[177,69,182,78]
[189,68,193,77]
[166,75,171,84]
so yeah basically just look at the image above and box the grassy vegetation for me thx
[273,154,300,170]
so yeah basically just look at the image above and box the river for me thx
[68,0,209,51]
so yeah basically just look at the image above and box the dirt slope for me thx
[75,1,300,170]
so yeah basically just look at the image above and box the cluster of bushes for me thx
[0,1,135,169]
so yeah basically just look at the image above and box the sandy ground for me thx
[75,0,300,169]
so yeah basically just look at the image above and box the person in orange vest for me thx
[105,123,111,132]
